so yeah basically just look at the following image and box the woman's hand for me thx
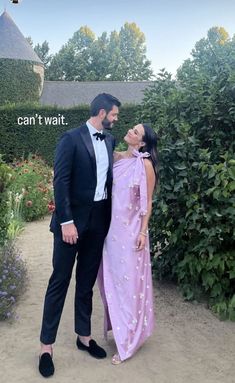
[136,233,146,251]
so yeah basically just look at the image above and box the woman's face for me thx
[124,124,145,148]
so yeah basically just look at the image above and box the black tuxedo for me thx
[40,124,115,344]
[50,124,114,235]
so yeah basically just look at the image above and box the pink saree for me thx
[98,149,155,361]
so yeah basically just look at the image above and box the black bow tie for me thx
[93,132,106,141]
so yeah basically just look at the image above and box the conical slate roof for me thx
[0,11,43,64]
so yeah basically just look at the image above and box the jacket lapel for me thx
[104,135,114,174]
[80,124,97,176]
[80,124,114,178]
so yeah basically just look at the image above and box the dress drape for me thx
[98,150,155,361]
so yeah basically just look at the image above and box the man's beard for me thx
[102,118,113,130]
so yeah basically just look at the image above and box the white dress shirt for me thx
[61,121,109,225]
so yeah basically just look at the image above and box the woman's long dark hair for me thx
[139,123,158,185]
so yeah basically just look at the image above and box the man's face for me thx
[102,105,119,130]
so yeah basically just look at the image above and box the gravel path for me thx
[0,216,234,383]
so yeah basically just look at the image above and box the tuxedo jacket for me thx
[50,124,115,236]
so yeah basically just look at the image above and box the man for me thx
[39,93,121,377]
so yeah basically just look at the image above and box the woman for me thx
[98,123,158,364]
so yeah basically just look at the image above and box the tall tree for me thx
[34,41,52,78]
[177,26,234,84]
[105,31,125,80]
[89,32,109,80]
[47,23,153,81]
[116,22,153,80]
[47,26,95,81]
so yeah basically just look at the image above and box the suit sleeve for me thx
[53,133,74,224]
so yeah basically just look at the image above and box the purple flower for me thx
[10,285,16,290]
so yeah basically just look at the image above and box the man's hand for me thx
[61,223,78,245]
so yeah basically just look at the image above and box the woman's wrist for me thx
[139,229,149,236]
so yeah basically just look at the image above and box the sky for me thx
[1,0,235,76]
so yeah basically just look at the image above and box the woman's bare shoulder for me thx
[114,151,125,162]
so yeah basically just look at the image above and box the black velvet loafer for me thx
[76,338,107,359]
[39,352,55,378]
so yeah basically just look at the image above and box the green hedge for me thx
[0,104,139,165]
[0,59,42,105]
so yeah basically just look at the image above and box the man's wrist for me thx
[61,220,74,226]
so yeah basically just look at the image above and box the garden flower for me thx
[0,291,8,296]
[10,285,16,290]
[48,200,55,213]
[26,200,33,207]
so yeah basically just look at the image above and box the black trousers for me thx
[40,200,108,345]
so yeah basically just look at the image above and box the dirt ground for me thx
[0,217,234,383]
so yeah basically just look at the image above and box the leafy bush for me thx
[139,27,235,320]
[10,155,53,221]
[6,190,25,240]
[0,241,27,320]
[0,156,13,245]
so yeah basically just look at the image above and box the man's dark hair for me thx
[90,93,121,116]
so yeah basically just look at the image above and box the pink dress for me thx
[98,149,155,361]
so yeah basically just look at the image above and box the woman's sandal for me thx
[111,353,122,365]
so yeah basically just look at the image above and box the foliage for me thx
[47,22,153,81]
[139,26,235,319]
[6,190,25,240]
[0,157,13,245]
[0,104,138,165]
[34,41,52,77]
[10,155,53,222]
[0,241,27,320]
[0,59,41,105]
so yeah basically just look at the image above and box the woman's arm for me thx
[136,159,156,251]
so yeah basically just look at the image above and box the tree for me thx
[47,26,95,81]
[105,31,125,80]
[47,44,77,80]
[182,26,232,77]
[115,22,153,80]
[89,32,110,80]
[47,23,154,81]
[25,38,52,79]
[34,41,52,73]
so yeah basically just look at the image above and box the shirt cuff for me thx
[61,220,74,225]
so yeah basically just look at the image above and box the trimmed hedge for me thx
[0,104,139,165]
